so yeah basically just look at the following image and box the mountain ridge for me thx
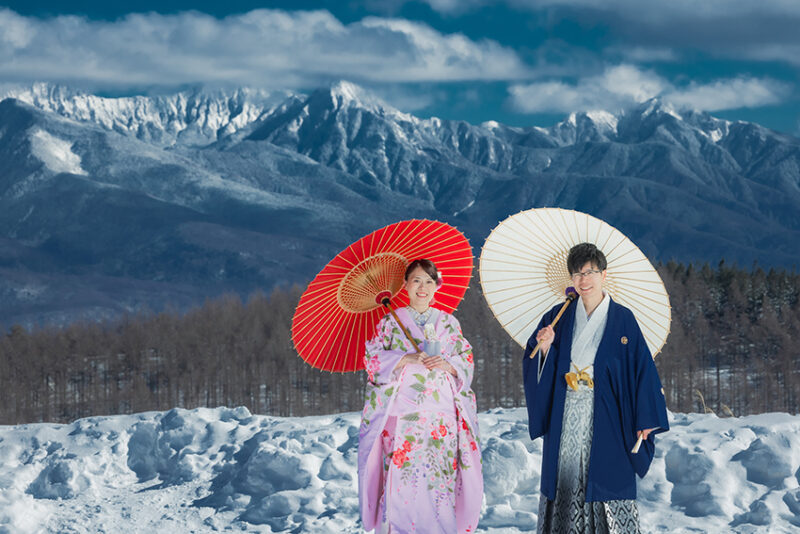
[0,82,798,325]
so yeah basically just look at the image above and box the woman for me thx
[523,243,669,533]
[358,259,483,534]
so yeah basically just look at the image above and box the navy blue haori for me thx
[522,298,670,502]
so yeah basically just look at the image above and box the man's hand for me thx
[637,428,656,441]
[535,325,555,355]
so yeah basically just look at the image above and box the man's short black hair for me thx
[567,242,607,275]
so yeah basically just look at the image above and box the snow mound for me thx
[1,407,800,532]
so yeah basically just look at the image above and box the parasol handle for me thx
[381,297,421,353]
[528,288,578,359]
[631,433,643,454]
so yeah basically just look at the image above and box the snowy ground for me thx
[1,407,800,533]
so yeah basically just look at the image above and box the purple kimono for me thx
[358,307,483,533]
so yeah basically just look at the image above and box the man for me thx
[523,243,669,533]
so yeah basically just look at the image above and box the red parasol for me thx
[291,219,473,372]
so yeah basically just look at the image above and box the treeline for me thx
[656,261,800,416]
[0,261,798,425]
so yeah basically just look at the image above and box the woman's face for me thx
[405,266,438,309]
[571,261,607,301]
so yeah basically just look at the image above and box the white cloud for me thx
[0,9,32,48]
[597,65,666,103]
[508,65,663,113]
[666,78,789,111]
[508,65,789,113]
[359,17,529,80]
[509,81,594,113]
[742,44,800,66]
[0,8,530,88]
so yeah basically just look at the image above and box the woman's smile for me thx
[405,265,438,311]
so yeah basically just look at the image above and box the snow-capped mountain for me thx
[0,83,296,147]
[0,81,798,325]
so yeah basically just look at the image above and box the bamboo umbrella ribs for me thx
[479,207,671,358]
[291,219,473,373]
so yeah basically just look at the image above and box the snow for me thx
[327,81,411,121]
[28,128,87,176]
[2,407,800,533]
[567,112,578,127]
[642,99,683,121]
[453,199,475,216]
[3,82,290,147]
[585,110,619,134]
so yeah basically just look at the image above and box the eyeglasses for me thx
[571,269,603,280]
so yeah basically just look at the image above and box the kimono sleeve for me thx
[626,311,670,477]
[522,308,559,440]
[441,314,474,391]
[363,314,409,385]
[631,321,670,435]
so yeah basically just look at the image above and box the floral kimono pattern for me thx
[358,307,483,534]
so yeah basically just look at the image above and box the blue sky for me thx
[2,1,800,134]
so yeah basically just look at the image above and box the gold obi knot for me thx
[565,364,594,391]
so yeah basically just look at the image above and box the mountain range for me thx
[1,81,798,325]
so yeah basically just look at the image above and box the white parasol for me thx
[479,207,671,357]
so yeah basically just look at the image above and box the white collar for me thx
[571,292,610,374]
[576,291,610,329]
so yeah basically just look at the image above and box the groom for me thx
[522,243,669,532]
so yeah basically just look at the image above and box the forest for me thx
[0,261,798,425]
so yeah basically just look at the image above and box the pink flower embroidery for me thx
[365,355,380,382]
[439,425,447,437]
[431,430,439,440]
[393,449,408,467]
[470,441,477,451]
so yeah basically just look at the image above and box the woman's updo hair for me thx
[404,259,440,284]
[567,243,608,275]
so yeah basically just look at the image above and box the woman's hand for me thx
[535,325,555,355]
[399,351,427,369]
[421,355,456,376]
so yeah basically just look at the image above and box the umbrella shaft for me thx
[384,302,421,353]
